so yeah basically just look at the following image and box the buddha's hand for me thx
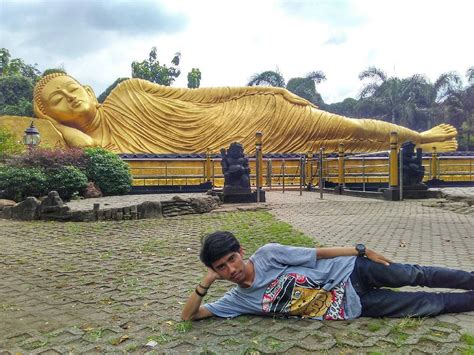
[44,119,96,148]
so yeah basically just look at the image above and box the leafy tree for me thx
[0,48,40,116]
[0,48,40,81]
[131,47,181,86]
[98,77,129,103]
[247,70,326,106]
[187,68,202,88]
[0,75,34,116]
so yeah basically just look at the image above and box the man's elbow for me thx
[181,311,194,321]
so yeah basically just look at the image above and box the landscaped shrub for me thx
[0,166,47,201]
[45,165,88,200]
[11,147,88,170]
[84,147,132,196]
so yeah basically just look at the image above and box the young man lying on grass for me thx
[182,231,474,321]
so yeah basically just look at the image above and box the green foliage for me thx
[187,68,201,88]
[131,47,181,86]
[247,70,286,87]
[0,48,40,81]
[97,77,129,103]
[45,165,88,200]
[12,147,88,170]
[0,166,47,201]
[0,126,24,158]
[0,75,34,116]
[287,77,324,106]
[248,69,326,106]
[84,147,132,196]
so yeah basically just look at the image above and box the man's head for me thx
[200,231,241,268]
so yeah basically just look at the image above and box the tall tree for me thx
[247,70,286,87]
[247,70,326,106]
[131,47,181,86]
[0,48,40,116]
[187,68,201,88]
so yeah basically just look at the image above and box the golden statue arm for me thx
[46,119,96,148]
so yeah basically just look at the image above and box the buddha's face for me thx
[40,76,97,126]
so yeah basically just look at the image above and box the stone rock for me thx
[0,199,16,211]
[171,195,191,203]
[138,201,163,219]
[84,182,103,198]
[37,191,71,220]
[190,196,221,213]
[9,197,41,220]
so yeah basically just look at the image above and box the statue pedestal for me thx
[381,187,401,201]
[221,189,266,203]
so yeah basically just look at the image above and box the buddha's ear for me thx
[84,85,99,106]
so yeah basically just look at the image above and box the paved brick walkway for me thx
[0,189,473,353]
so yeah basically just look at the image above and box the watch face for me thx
[356,244,365,256]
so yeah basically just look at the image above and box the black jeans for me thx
[350,257,474,318]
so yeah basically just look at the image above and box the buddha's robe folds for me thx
[97,79,451,154]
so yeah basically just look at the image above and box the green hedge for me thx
[84,147,132,196]
[45,165,88,200]
[0,166,47,201]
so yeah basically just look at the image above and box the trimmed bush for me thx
[0,166,47,201]
[84,147,132,196]
[11,147,88,170]
[45,165,88,200]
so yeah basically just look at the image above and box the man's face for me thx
[211,249,246,284]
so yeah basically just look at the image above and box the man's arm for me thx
[317,247,392,266]
[181,269,219,321]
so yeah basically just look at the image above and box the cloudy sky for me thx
[1,0,472,103]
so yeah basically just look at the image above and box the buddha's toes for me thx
[420,124,457,143]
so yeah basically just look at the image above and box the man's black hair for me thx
[200,231,241,268]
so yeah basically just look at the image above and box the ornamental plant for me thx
[0,166,47,201]
[84,147,132,196]
[45,165,88,200]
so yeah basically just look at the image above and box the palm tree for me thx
[358,67,462,129]
[247,70,286,87]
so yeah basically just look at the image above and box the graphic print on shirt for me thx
[262,273,347,320]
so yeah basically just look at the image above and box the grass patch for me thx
[205,211,316,255]
[367,320,384,332]
[174,320,192,333]
[462,333,474,346]
[395,317,425,331]
[147,332,177,344]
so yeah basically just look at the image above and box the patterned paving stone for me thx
[1,191,473,353]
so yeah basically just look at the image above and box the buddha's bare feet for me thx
[420,138,458,152]
[420,124,457,143]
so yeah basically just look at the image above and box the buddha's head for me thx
[34,73,98,127]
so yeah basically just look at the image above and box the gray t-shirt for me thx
[204,243,361,320]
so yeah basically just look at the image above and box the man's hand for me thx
[181,268,220,321]
[366,249,392,266]
[317,247,393,266]
[204,267,221,284]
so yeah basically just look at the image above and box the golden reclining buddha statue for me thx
[24,73,457,154]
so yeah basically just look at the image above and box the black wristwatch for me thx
[355,243,366,257]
